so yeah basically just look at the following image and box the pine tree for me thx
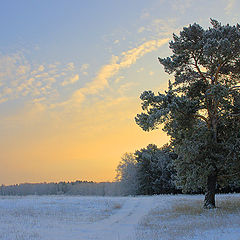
[135,144,175,195]
[136,19,240,208]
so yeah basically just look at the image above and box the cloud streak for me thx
[61,74,79,86]
[64,38,169,107]
[0,53,84,105]
[0,37,169,113]
[224,0,235,15]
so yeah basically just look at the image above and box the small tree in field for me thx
[135,144,176,195]
[136,19,240,208]
[115,153,138,195]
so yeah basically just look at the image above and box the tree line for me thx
[115,144,240,196]
[0,181,122,196]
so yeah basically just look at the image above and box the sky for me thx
[0,0,239,185]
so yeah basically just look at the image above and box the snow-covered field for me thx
[0,194,240,240]
[136,194,240,240]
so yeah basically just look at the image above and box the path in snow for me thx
[44,196,159,240]
[82,196,159,240]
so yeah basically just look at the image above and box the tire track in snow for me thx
[80,196,158,240]
[41,196,159,240]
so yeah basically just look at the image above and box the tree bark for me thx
[203,173,217,209]
[203,109,218,209]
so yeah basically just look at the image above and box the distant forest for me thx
[1,160,239,196]
[0,181,122,196]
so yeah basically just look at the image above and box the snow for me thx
[136,194,240,240]
[0,194,240,240]
[0,196,126,240]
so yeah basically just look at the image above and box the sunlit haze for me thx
[0,0,239,184]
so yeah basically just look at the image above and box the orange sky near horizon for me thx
[1,97,169,184]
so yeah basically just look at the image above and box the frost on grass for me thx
[0,196,124,240]
[136,194,240,240]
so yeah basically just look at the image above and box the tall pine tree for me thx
[136,19,240,208]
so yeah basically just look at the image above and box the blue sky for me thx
[0,0,239,184]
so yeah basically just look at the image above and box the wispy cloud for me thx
[140,10,150,19]
[17,65,30,75]
[0,37,169,123]
[33,97,46,103]
[114,40,120,44]
[120,39,169,66]
[114,76,124,83]
[138,27,145,33]
[0,97,8,104]
[80,64,89,76]
[224,0,235,15]
[137,67,144,73]
[59,38,169,107]
[118,82,138,95]
[139,18,178,38]
[61,74,79,86]
[170,0,193,14]
[0,52,83,105]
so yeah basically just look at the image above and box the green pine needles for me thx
[136,19,240,208]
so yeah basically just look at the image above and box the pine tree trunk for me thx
[203,110,218,209]
[203,173,217,209]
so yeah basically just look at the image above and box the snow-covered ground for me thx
[0,194,240,240]
[136,194,240,240]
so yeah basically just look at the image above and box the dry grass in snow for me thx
[136,194,240,240]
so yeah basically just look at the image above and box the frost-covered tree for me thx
[136,19,240,208]
[115,147,175,196]
[135,144,176,195]
[115,153,138,195]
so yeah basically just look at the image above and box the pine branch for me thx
[218,170,240,178]
[193,114,208,124]
[230,113,240,117]
[214,62,225,84]
[192,55,208,85]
